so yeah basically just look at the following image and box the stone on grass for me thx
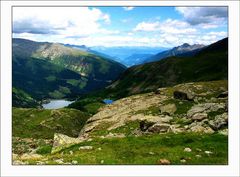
[204,151,213,155]
[147,123,171,133]
[184,147,192,152]
[79,146,93,150]
[72,160,78,164]
[180,159,186,163]
[158,159,171,165]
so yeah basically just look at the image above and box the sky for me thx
[13,6,228,47]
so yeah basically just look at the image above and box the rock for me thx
[180,159,186,163]
[13,160,28,165]
[69,151,73,155]
[196,155,202,158]
[140,120,155,131]
[160,103,177,115]
[173,90,195,101]
[20,153,42,160]
[158,159,170,165]
[79,146,93,150]
[217,91,228,98]
[149,152,155,155]
[72,160,78,164]
[97,147,102,151]
[187,103,225,118]
[155,88,166,95]
[147,123,171,133]
[189,124,214,134]
[105,133,125,138]
[209,113,228,130]
[36,161,45,165]
[204,151,213,155]
[191,113,208,121]
[218,129,228,135]
[55,159,64,164]
[184,147,192,152]
[52,133,84,154]
[12,153,18,160]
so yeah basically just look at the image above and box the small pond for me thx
[103,99,114,104]
[42,99,74,109]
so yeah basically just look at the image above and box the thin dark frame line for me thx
[6,3,238,177]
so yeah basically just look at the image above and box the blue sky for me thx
[13,6,228,47]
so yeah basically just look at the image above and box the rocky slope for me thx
[12,80,228,165]
[79,80,228,139]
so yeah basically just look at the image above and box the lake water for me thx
[42,99,74,109]
[103,99,114,104]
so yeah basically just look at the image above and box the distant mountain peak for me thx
[181,43,190,47]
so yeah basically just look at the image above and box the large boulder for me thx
[209,113,228,130]
[173,90,195,101]
[187,103,225,118]
[160,103,177,115]
[52,133,84,153]
[191,113,208,121]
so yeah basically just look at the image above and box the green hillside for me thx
[12,87,40,108]
[12,38,126,103]
[105,38,228,98]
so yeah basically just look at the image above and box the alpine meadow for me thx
[12,6,228,165]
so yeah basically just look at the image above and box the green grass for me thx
[68,97,105,115]
[36,145,52,155]
[12,108,90,139]
[26,133,228,165]
[163,99,194,115]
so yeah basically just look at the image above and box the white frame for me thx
[1,1,239,177]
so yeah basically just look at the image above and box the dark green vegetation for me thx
[68,97,105,115]
[105,37,228,99]
[13,38,126,106]
[12,87,40,108]
[12,108,89,139]
[27,133,227,165]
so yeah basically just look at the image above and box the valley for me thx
[12,37,228,165]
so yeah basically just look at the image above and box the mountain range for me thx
[13,38,126,104]
[144,43,205,64]
[90,37,227,99]
[90,46,168,67]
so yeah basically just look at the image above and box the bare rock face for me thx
[52,133,84,153]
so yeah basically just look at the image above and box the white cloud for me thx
[134,19,197,34]
[175,7,227,28]
[134,22,161,32]
[13,7,111,36]
[123,7,134,11]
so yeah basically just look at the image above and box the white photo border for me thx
[1,1,239,177]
